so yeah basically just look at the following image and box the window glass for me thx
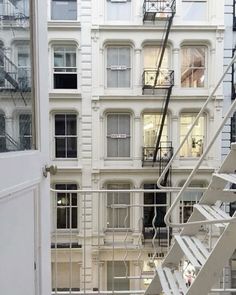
[53,46,77,89]
[0,0,34,152]
[107,114,130,157]
[51,262,80,291]
[107,183,130,228]
[19,114,32,150]
[55,184,78,229]
[181,46,206,88]
[51,0,77,20]
[143,46,169,69]
[107,47,131,88]
[107,261,130,291]
[180,182,204,223]
[182,1,207,21]
[0,114,6,152]
[180,113,205,157]
[55,114,77,158]
[107,0,131,21]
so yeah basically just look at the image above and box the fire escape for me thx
[0,0,31,152]
[142,0,175,179]
[142,0,175,246]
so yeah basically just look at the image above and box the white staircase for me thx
[145,144,236,295]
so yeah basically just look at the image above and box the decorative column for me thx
[173,48,180,89]
[134,48,142,95]
[133,115,142,167]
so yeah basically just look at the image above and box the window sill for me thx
[48,20,81,28]
[49,91,82,100]
[105,229,132,233]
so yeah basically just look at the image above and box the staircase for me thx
[145,144,236,294]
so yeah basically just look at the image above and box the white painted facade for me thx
[47,0,228,293]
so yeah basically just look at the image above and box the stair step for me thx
[175,235,209,269]
[157,267,187,295]
[194,204,230,227]
[214,173,236,184]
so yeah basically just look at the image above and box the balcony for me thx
[143,0,176,22]
[0,1,29,26]
[142,69,174,94]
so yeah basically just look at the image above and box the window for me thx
[107,46,131,88]
[52,262,80,291]
[181,46,206,88]
[19,114,32,150]
[0,114,6,152]
[180,182,204,223]
[231,259,236,292]
[180,113,205,157]
[53,46,77,89]
[143,46,170,87]
[55,184,78,229]
[54,114,77,158]
[107,183,130,229]
[0,42,4,87]
[51,0,77,20]
[17,46,31,90]
[107,261,130,292]
[107,0,131,21]
[182,0,207,21]
[143,113,168,147]
[107,113,131,157]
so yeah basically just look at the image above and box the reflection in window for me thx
[107,183,130,229]
[107,46,131,88]
[181,46,206,88]
[55,184,78,229]
[53,46,77,89]
[180,113,205,157]
[51,0,77,20]
[19,114,32,150]
[17,46,31,90]
[182,0,207,21]
[107,113,131,157]
[54,114,77,158]
[107,0,131,21]
[0,114,6,152]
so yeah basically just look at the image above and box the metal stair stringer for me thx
[145,144,236,295]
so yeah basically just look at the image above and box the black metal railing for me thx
[233,0,236,31]
[143,0,176,21]
[0,1,29,23]
[142,69,174,90]
[142,141,173,166]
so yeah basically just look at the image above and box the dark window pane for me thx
[67,137,77,158]
[55,137,66,157]
[57,208,67,228]
[54,74,77,89]
[55,114,65,135]
[72,208,77,228]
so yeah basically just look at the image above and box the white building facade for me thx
[47,0,227,293]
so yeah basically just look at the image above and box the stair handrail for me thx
[159,53,236,228]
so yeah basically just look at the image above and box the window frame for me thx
[106,112,132,159]
[54,113,78,159]
[51,0,77,21]
[180,45,207,88]
[52,45,78,90]
[106,0,132,21]
[179,112,206,158]
[0,113,6,152]
[106,46,132,89]
[106,183,131,230]
[54,183,78,231]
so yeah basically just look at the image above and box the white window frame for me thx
[106,113,132,159]
[179,112,206,158]
[181,45,207,88]
[54,113,78,159]
[54,183,78,231]
[106,46,132,88]
[52,45,78,90]
[51,0,77,21]
[106,183,131,229]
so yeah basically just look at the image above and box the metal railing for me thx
[142,69,174,90]
[142,141,173,165]
[143,0,176,21]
